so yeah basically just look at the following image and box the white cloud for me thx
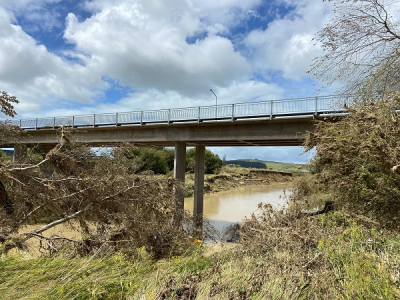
[194,0,262,35]
[244,0,332,80]
[0,0,64,32]
[64,0,251,96]
[0,7,107,116]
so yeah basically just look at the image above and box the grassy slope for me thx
[228,159,307,175]
[1,213,399,300]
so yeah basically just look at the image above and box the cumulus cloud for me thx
[244,0,332,80]
[64,0,251,96]
[0,0,64,32]
[0,7,106,116]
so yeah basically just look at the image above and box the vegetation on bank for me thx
[1,182,399,299]
[124,147,223,175]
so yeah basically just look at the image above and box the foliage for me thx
[0,150,8,162]
[0,121,23,147]
[186,148,222,174]
[305,93,400,228]
[0,139,198,257]
[0,91,23,147]
[2,212,399,299]
[128,147,174,175]
[0,91,19,117]
[309,0,400,93]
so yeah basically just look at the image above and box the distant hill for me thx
[226,159,307,175]
[226,160,266,169]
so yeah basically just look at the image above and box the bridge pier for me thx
[173,142,186,221]
[13,144,27,163]
[193,145,205,238]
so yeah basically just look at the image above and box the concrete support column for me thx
[40,145,56,177]
[193,145,205,237]
[13,144,27,163]
[173,142,186,218]
[42,144,55,155]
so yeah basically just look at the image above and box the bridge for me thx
[5,95,347,227]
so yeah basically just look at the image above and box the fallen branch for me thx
[8,158,49,172]
[2,202,94,253]
[30,202,93,236]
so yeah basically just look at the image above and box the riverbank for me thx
[2,210,399,299]
[185,166,293,196]
[1,175,399,299]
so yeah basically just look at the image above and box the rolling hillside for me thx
[226,159,308,175]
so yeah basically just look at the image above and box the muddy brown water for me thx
[184,183,292,231]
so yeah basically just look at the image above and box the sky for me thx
[0,0,335,163]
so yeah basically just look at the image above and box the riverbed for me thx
[184,183,292,231]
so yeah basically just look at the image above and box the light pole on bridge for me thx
[210,88,217,119]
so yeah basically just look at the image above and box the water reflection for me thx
[184,183,292,231]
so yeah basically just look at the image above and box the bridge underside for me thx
[7,118,313,148]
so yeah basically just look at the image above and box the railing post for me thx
[270,101,273,119]
[72,116,75,128]
[140,111,143,126]
[53,117,55,129]
[19,119,22,128]
[115,113,118,127]
[94,114,96,128]
[168,109,171,125]
[231,104,235,122]
[198,107,201,123]
[315,96,318,114]
[35,118,38,130]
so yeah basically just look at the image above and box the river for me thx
[184,183,292,232]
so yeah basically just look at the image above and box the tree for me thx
[186,148,222,174]
[0,91,19,118]
[124,147,175,175]
[0,91,22,146]
[0,140,196,256]
[0,94,203,257]
[305,92,400,227]
[309,0,400,93]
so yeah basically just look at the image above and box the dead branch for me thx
[8,158,49,172]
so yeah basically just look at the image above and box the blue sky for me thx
[0,0,334,163]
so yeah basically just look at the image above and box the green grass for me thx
[229,159,308,175]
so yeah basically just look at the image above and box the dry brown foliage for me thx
[0,139,199,257]
[305,92,400,229]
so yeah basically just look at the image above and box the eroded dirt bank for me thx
[186,169,293,195]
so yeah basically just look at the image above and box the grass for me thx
[1,213,399,299]
[228,159,308,176]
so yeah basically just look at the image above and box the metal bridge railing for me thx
[8,95,349,130]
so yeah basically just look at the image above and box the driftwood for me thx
[301,201,334,216]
